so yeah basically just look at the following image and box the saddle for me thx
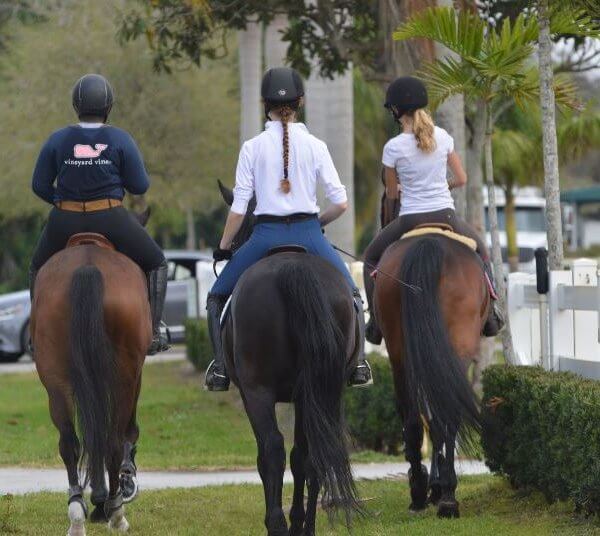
[66,233,115,251]
[402,223,477,251]
[220,244,308,327]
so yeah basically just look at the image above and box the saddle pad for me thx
[402,227,477,251]
[66,233,116,250]
[220,295,233,329]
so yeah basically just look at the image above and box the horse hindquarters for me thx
[398,238,482,517]
[276,263,361,529]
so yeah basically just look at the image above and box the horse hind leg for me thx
[427,420,445,506]
[244,391,287,536]
[105,441,129,532]
[436,426,460,519]
[289,403,307,536]
[403,410,429,512]
[48,389,87,536]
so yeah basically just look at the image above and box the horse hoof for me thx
[428,484,442,506]
[120,473,139,504]
[108,507,130,532]
[408,502,428,514]
[67,501,86,536]
[437,500,460,519]
[90,505,108,524]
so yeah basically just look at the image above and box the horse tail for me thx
[69,265,116,487]
[399,237,481,454]
[276,262,361,524]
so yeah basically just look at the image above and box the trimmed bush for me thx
[184,318,212,372]
[344,356,403,454]
[482,365,600,516]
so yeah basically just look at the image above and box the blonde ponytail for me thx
[412,109,436,153]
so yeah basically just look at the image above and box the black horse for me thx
[216,182,362,535]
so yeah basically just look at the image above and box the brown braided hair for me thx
[278,105,294,194]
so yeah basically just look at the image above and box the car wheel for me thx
[21,320,32,360]
[0,351,23,363]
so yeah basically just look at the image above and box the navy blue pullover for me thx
[31,125,150,204]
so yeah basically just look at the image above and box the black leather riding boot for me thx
[364,268,383,345]
[205,294,230,392]
[482,262,505,337]
[348,289,373,388]
[147,260,171,355]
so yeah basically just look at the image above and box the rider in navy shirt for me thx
[30,74,170,355]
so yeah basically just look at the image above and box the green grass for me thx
[2,476,599,535]
[0,360,392,469]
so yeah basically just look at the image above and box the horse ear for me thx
[136,206,151,227]
[218,180,234,207]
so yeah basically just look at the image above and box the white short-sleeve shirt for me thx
[231,121,347,216]
[382,126,455,216]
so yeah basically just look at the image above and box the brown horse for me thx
[31,233,151,535]
[374,233,487,518]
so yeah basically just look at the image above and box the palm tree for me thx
[536,1,599,269]
[239,22,262,144]
[393,7,581,364]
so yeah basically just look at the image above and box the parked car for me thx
[484,186,547,273]
[0,249,212,362]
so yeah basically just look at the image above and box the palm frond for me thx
[557,105,600,161]
[417,57,484,109]
[393,7,485,59]
[550,7,600,39]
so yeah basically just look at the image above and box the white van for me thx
[484,186,547,273]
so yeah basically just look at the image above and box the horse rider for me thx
[29,73,170,355]
[363,76,505,344]
[205,67,373,392]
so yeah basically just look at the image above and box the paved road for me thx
[0,461,489,495]
[0,350,186,376]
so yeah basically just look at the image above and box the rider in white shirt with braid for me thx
[205,67,372,392]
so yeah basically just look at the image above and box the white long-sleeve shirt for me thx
[231,121,347,216]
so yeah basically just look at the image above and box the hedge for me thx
[482,365,600,517]
[184,318,212,372]
[344,356,403,455]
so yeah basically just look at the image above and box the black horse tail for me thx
[69,265,116,487]
[276,262,361,524]
[399,237,481,454]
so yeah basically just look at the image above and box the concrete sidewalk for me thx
[0,351,186,376]
[0,461,489,495]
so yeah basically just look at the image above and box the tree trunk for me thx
[538,0,564,270]
[265,15,288,69]
[484,103,515,364]
[185,206,196,250]
[238,22,263,144]
[465,101,486,234]
[505,180,519,272]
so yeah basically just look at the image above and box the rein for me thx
[331,244,422,294]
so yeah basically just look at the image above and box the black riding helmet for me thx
[384,76,428,120]
[261,67,304,118]
[72,74,114,121]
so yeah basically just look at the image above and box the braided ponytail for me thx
[279,106,293,194]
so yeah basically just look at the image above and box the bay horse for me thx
[217,182,362,536]
[31,219,151,535]
[373,232,486,519]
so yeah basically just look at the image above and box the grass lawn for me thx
[0,360,396,469]
[2,476,599,535]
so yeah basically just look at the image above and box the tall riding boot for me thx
[364,281,383,345]
[204,294,230,392]
[482,262,505,337]
[348,289,373,388]
[147,260,171,355]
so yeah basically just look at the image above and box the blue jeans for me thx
[210,218,357,296]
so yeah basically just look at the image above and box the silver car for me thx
[0,250,211,362]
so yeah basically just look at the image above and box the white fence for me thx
[508,258,600,379]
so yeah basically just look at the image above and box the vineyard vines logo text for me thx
[64,143,111,166]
